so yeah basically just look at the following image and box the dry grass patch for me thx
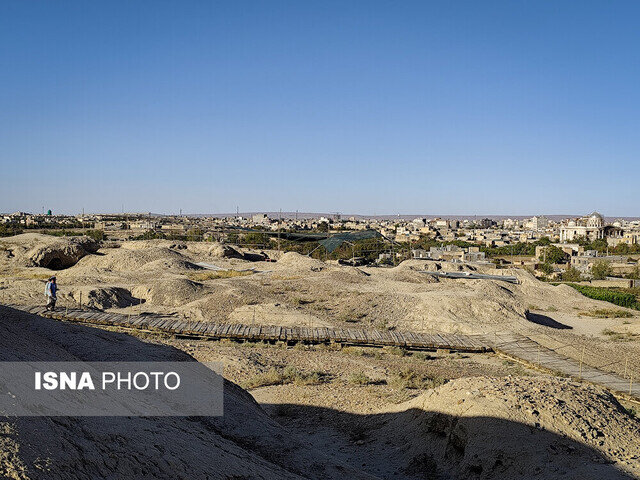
[389,367,446,390]
[0,270,51,280]
[580,309,634,318]
[186,270,253,281]
[348,371,373,385]
[602,329,636,341]
[242,366,329,389]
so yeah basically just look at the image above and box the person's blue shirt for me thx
[45,282,57,298]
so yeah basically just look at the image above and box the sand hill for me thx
[0,305,372,480]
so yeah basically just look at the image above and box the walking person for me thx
[45,276,57,311]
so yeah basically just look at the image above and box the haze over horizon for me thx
[2,1,640,216]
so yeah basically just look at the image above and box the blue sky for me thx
[1,1,639,216]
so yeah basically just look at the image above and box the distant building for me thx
[530,215,549,231]
[560,212,606,242]
[413,245,486,262]
[252,214,269,225]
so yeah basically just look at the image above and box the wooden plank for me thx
[209,323,221,335]
[147,318,164,329]
[130,316,146,327]
[156,319,175,330]
[170,321,185,333]
[161,319,180,331]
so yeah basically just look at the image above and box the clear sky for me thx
[1,1,639,216]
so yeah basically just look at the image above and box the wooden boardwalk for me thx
[493,333,640,401]
[9,304,491,353]
[3,304,638,402]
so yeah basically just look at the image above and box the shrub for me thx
[242,368,284,389]
[389,368,445,390]
[349,371,373,385]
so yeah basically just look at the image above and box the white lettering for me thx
[43,371,58,390]
[164,372,180,390]
[77,372,95,390]
[150,371,163,389]
[133,372,149,390]
[117,372,131,390]
[59,372,75,390]
[102,372,116,389]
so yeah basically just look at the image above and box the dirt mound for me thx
[0,305,369,480]
[277,252,326,271]
[391,260,431,272]
[68,286,139,310]
[208,243,245,259]
[72,247,197,272]
[132,278,206,306]
[377,376,640,479]
[138,257,202,271]
[375,262,439,284]
[0,233,98,270]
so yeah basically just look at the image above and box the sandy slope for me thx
[0,305,373,480]
[1,235,639,383]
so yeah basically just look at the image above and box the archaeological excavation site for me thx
[0,233,639,479]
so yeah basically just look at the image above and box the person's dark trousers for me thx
[46,297,56,311]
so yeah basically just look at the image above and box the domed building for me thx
[560,212,610,242]
[586,212,604,228]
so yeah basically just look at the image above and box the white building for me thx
[560,212,605,242]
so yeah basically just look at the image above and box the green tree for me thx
[535,236,552,246]
[591,260,612,280]
[562,266,582,282]
[539,262,554,275]
[85,229,104,241]
[540,245,567,264]
[590,238,608,253]
[186,227,204,240]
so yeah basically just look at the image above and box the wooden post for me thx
[630,373,634,395]
[624,357,628,378]
[79,292,82,309]
[580,346,585,377]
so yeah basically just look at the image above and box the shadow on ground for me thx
[526,311,573,329]
[263,402,636,480]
